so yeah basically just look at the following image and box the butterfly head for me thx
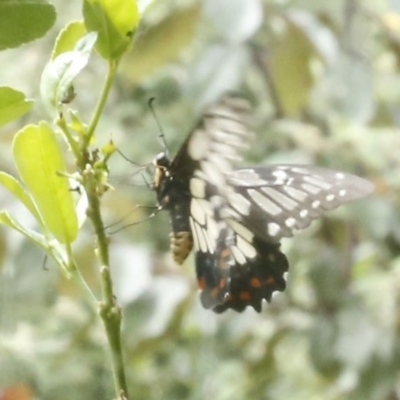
[152,152,173,206]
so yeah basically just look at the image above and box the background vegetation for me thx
[0,0,399,399]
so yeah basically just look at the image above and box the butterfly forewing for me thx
[155,95,254,308]
[226,165,374,242]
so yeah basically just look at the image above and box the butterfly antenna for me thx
[140,171,153,190]
[148,97,169,157]
[107,208,160,234]
[117,148,145,167]
[104,204,159,230]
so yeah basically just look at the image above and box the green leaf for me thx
[40,32,98,115]
[268,15,316,116]
[185,44,249,109]
[0,210,69,272]
[0,210,48,251]
[52,20,87,60]
[0,0,56,50]
[204,0,263,43]
[83,0,140,60]
[121,4,200,82]
[0,171,43,225]
[12,122,78,244]
[0,87,34,127]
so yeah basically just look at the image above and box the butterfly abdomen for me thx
[169,231,193,264]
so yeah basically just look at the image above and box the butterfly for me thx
[151,94,374,313]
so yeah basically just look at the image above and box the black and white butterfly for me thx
[152,95,374,313]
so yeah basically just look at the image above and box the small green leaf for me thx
[185,44,249,109]
[0,87,34,127]
[268,16,316,116]
[0,210,48,251]
[68,110,87,136]
[0,210,69,273]
[52,20,87,60]
[0,171,43,225]
[40,32,98,115]
[83,0,140,60]
[122,4,200,82]
[0,0,56,50]
[12,122,78,244]
[204,0,263,43]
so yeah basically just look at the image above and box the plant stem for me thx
[86,183,128,399]
[78,57,128,399]
[83,59,119,148]
[57,116,82,163]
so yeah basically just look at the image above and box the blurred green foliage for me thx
[0,0,400,399]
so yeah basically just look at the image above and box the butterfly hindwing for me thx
[213,235,289,313]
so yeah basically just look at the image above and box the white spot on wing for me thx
[201,160,224,187]
[206,215,219,241]
[336,172,345,180]
[190,198,212,226]
[190,178,206,199]
[261,187,298,210]
[236,235,257,258]
[326,194,335,202]
[190,199,206,225]
[303,175,332,190]
[193,219,208,253]
[210,142,237,159]
[302,183,320,195]
[283,186,308,202]
[227,190,251,215]
[227,219,254,242]
[188,129,208,160]
[231,246,246,265]
[312,200,320,208]
[272,169,288,183]
[208,153,231,173]
[228,169,269,186]
[300,210,308,218]
[285,217,296,228]
[339,189,346,197]
[248,189,282,215]
[292,167,309,174]
[268,222,281,236]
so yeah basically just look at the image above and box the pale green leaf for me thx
[185,44,249,110]
[0,171,43,225]
[0,87,34,127]
[40,32,98,115]
[0,210,48,251]
[12,122,78,244]
[52,20,87,60]
[83,0,140,60]
[204,0,263,43]
[122,4,200,82]
[269,16,316,116]
[0,210,69,272]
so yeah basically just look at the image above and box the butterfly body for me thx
[151,95,374,313]
[153,152,193,264]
